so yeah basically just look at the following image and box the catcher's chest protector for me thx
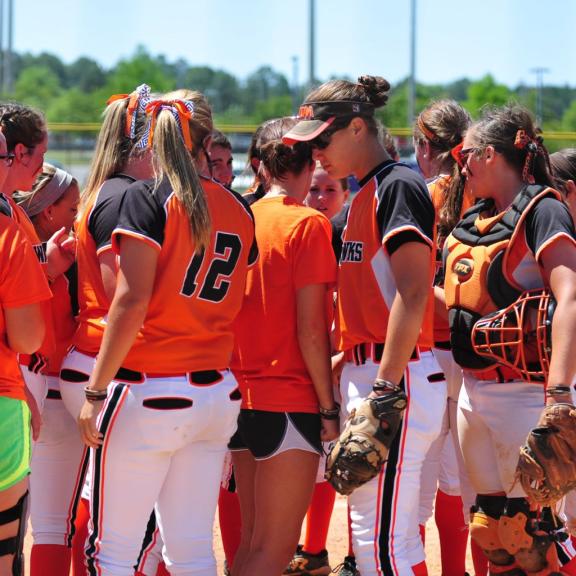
[443,185,558,370]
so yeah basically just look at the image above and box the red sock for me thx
[419,523,425,546]
[435,490,468,576]
[31,544,72,575]
[72,497,90,576]
[470,537,488,576]
[412,560,428,576]
[156,563,170,576]
[302,481,336,554]
[218,486,242,567]
[347,505,354,557]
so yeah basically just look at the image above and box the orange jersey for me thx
[0,194,55,360]
[111,176,258,373]
[428,175,473,344]
[45,272,77,374]
[335,161,435,351]
[74,175,136,354]
[0,214,52,399]
[231,196,337,413]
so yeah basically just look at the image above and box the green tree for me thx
[463,74,512,117]
[105,46,175,94]
[66,57,107,92]
[46,88,102,123]
[14,66,61,110]
[243,66,290,114]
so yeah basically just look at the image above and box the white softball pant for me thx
[341,350,446,576]
[418,347,476,525]
[85,370,241,576]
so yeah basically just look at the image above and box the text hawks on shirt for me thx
[340,240,364,263]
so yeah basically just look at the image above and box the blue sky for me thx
[12,0,576,88]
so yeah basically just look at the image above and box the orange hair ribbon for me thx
[145,99,194,149]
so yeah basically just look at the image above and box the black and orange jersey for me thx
[335,161,435,352]
[111,176,258,373]
[0,214,51,399]
[74,175,136,354]
[232,196,337,413]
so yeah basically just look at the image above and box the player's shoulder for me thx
[203,177,255,222]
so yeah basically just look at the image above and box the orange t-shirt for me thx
[45,273,77,374]
[0,194,56,361]
[0,214,52,399]
[111,177,258,373]
[428,175,473,345]
[232,196,337,413]
[335,161,435,351]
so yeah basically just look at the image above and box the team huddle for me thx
[0,74,576,576]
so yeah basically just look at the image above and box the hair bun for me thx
[357,75,390,108]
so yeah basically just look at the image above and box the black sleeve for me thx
[115,180,166,248]
[386,230,430,256]
[376,171,435,250]
[525,197,576,256]
[89,190,127,252]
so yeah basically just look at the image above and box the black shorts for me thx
[228,409,322,460]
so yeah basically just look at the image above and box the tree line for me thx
[4,46,576,132]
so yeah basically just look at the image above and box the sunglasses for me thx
[310,118,353,150]
[0,152,15,167]
[451,143,481,169]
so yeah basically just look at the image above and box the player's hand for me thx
[46,227,76,279]
[331,352,345,388]
[320,417,339,442]
[78,399,104,448]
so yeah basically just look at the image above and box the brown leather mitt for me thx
[516,403,576,506]
[325,388,407,496]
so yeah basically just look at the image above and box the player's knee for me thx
[0,490,29,575]
[469,494,516,568]
[164,535,214,571]
[499,498,561,575]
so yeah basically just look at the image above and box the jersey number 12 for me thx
[181,232,242,302]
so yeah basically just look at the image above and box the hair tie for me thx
[106,84,151,140]
[514,129,549,184]
[144,99,195,149]
[18,166,74,217]
[417,116,441,144]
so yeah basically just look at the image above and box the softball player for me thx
[13,164,81,575]
[444,105,576,575]
[60,83,158,576]
[284,76,446,576]
[0,198,51,574]
[229,117,337,576]
[283,166,351,576]
[0,104,76,424]
[412,100,480,576]
[77,95,257,575]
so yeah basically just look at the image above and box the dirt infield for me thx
[24,494,473,574]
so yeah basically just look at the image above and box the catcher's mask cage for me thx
[471,289,555,383]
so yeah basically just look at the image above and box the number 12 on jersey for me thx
[180,231,242,302]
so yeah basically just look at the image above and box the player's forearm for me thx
[377,285,429,385]
[298,321,336,410]
[547,296,576,388]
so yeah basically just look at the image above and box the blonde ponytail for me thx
[148,102,211,251]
